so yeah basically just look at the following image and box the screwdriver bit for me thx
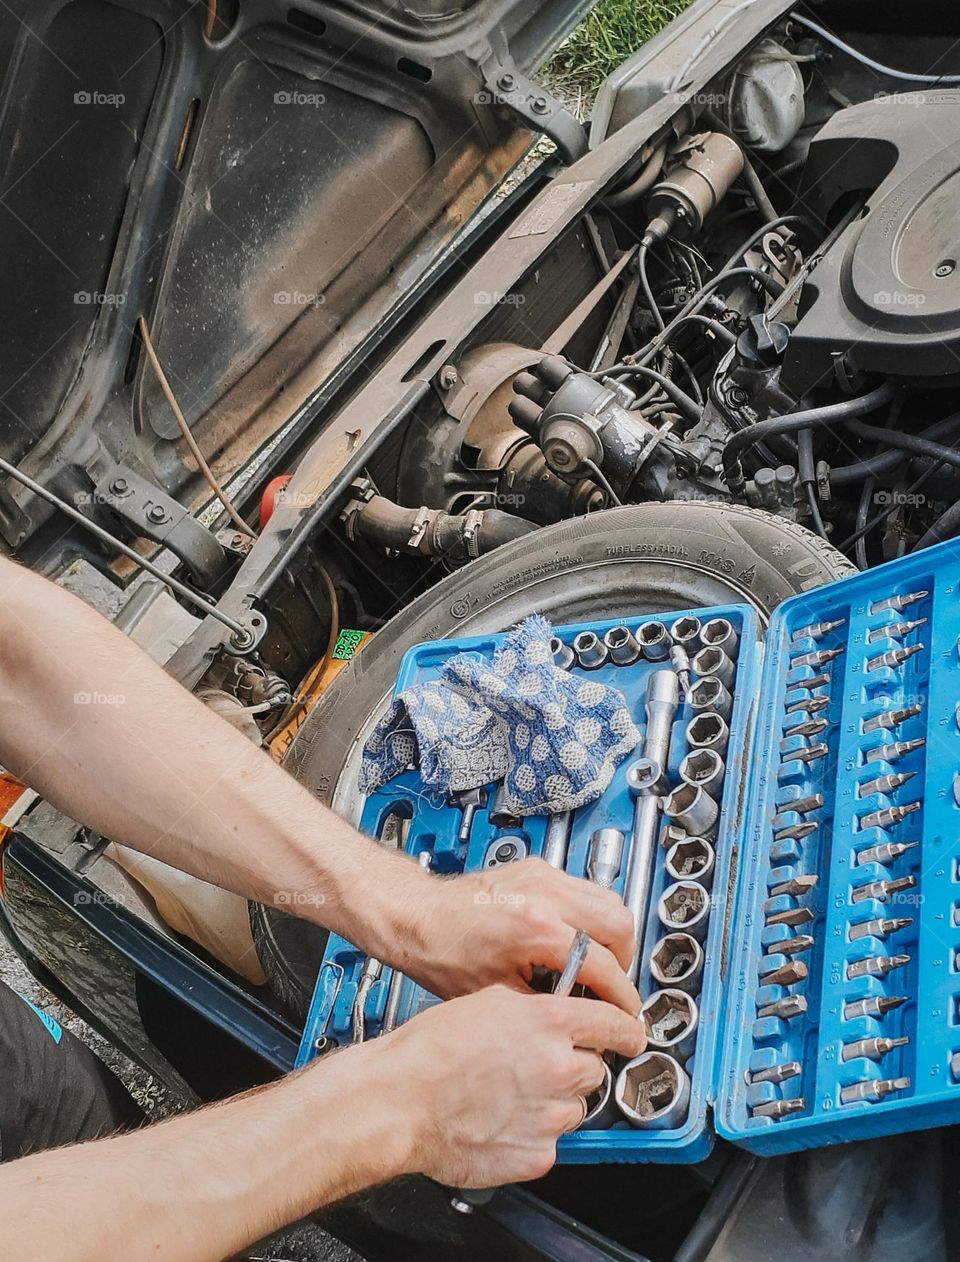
[851,875,917,903]
[765,933,814,957]
[855,840,918,867]
[792,618,846,642]
[784,693,830,714]
[752,1097,805,1119]
[840,1076,910,1104]
[751,1060,802,1084]
[843,994,907,1020]
[759,959,808,987]
[773,820,819,843]
[792,647,844,668]
[866,644,923,672]
[864,738,926,764]
[859,801,921,830]
[858,771,917,799]
[848,917,913,942]
[768,874,819,899]
[670,643,691,695]
[778,745,829,777]
[757,994,808,1020]
[846,953,910,979]
[772,794,824,824]
[867,618,927,642]
[862,704,923,733]
[841,1035,909,1063]
[871,591,928,614]
[785,671,831,693]
[766,906,816,928]
[784,716,830,739]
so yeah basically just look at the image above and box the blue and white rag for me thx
[359,615,641,815]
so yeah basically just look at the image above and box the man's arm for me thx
[0,987,645,1262]
[0,558,638,1010]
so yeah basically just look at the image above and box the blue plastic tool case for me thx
[296,541,960,1164]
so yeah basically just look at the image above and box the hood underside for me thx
[0,0,590,570]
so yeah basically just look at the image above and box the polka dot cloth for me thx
[359,614,641,814]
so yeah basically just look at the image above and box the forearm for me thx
[0,1040,414,1262]
[0,560,431,965]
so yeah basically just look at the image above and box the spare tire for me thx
[251,502,853,1017]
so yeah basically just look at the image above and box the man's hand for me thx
[388,985,646,1187]
[396,857,641,1016]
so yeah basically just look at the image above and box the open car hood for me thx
[0,0,589,572]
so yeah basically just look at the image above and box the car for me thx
[0,0,956,1256]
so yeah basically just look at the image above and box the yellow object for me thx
[269,632,373,762]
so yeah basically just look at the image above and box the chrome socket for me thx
[701,617,739,658]
[615,1052,691,1129]
[685,712,729,757]
[670,615,703,653]
[649,932,704,993]
[665,837,715,888]
[657,879,711,939]
[638,620,671,661]
[586,827,625,889]
[688,674,732,720]
[641,988,700,1062]
[692,644,736,687]
[663,783,719,838]
[573,630,609,670]
[679,747,724,800]
[603,625,641,665]
[550,636,576,671]
[581,1061,618,1129]
[644,669,680,770]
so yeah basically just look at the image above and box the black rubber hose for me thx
[830,412,960,485]
[349,495,535,560]
[722,382,897,494]
[914,500,960,551]
[604,142,667,209]
[841,419,960,474]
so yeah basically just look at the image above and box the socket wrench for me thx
[685,712,729,757]
[616,1051,691,1129]
[663,783,719,838]
[657,879,711,939]
[581,1061,618,1129]
[670,615,702,653]
[641,988,700,1062]
[483,834,529,866]
[638,620,671,661]
[542,811,573,869]
[650,932,704,993]
[665,837,715,888]
[644,669,679,770]
[603,625,641,665]
[701,617,739,658]
[689,675,732,720]
[573,630,609,670]
[586,827,624,889]
[692,645,736,688]
[550,636,576,671]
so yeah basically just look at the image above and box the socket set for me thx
[296,540,960,1162]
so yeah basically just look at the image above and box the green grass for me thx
[547,0,695,102]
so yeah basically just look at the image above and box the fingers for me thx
[545,994,647,1059]
[569,1049,607,1095]
[577,939,642,1016]
[513,861,637,973]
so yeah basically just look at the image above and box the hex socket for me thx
[603,625,641,665]
[550,636,575,671]
[663,783,719,838]
[701,617,739,657]
[692,644,736,687]
[616,1051,691,1129]
[679,747,724,800]
[670,615,703,652]
[638,620,671,661]
[650,932,704,993]
[657,879,711,939]
[640,988,700,1062]
[581,1062,617,1129]
[689,674,732,720]
[686,711,729,757]
[573,630,608,670]
[665,837,716,888]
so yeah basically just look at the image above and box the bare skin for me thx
[0,557,646,1254]
[0,988,646,1262]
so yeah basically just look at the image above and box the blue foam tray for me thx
[296,540,960,1163]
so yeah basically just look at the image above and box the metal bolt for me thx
[147,504,167,523]
[110,477,128,494]
[438,364,459,390]
[498,73,515,91]
[531,95,550,114]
